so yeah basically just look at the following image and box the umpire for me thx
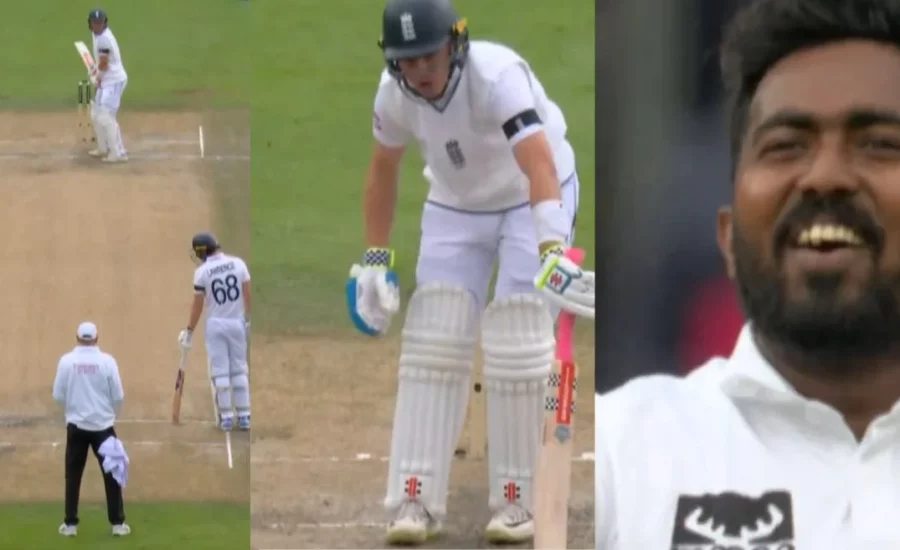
[52,321,130,537]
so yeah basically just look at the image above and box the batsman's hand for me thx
[534,245,595,320]
[177,328,193,350]
[345,248,400,337]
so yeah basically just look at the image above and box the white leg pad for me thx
[212,375,233,419]
[90,105,108,151]
[231,374,250,414]
[482,294,555,512]
[95,107,125,157]
[384,282,478,519]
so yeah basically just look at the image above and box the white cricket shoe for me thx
[112,523,131,536]
[102,153,128,164]
[58,523,77,536]
[484,504,534,544]
[385,500,442,546]
[88,148,107,158]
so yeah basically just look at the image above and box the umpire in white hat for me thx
[52,321,130,537]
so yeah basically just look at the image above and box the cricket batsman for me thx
[344,0,594,544]
[86,8,128,163]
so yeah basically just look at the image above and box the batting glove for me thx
[345,247,400,337]
[534,245,595,320]
[177,328,193,350]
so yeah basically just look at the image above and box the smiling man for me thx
[595,0,900,548]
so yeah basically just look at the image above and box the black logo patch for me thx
[445,139,466,169]
[670,490,795,550]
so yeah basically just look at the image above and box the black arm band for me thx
[99,48,110,54]
[501,109,542,140]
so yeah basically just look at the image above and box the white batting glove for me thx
[346,263,400,337]
[534,248,595,320]
[178,328,193,350]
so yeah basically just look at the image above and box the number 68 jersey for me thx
[193,252,250,319]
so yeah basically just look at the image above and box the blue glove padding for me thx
[345,264,400,336]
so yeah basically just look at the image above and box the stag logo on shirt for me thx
[670,490,795,550]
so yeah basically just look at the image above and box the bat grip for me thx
[554,247,583,363]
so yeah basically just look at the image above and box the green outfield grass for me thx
[0,502,249,549]
[2,0,248,109]
[251,0,595,333]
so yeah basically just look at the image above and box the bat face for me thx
[174,369,184,391]
[74,41,95,70]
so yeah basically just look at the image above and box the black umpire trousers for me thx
[64,423,125,526]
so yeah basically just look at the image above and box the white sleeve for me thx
[486,65,543,147]
[595,393,620,549]
[52,358,68,404]
[372,78,411,148]
[96,35,113,53]
[107,357,124,408]
[193,268,206,295]
[239,258,251,282]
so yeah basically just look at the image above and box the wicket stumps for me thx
[76,79,95,145]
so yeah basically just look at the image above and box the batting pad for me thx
[231,373,250,414]
[384,283,478,518]
[90,105,108,151]
[212,375,233,419]
[481,293,555,512]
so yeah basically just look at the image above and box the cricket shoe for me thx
[238,414,250,430]
[219,416,234,431]
[484,503,533,544]
[88,148,107,158]
[102,153,128,164]
[58,523,77,536]
[385,500,442,546]
[112,523,131,536]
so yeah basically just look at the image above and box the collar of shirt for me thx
[73,345,99,352]
[718,323,900,433]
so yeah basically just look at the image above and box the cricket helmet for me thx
[378,0,470,110]
[87,8,108,32]
[191,231,220,263]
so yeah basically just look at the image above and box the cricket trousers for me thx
[64,423,125,526]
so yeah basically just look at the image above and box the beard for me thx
[731,222,900,367]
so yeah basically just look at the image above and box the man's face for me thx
[90,20,104,34]
[718,40,900,360]
[397,43,451,99]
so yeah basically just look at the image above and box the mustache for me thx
[774,193,884,251]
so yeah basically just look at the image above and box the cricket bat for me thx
[74,41,98,86]
[533,246,584,549]
[171,350,187,424]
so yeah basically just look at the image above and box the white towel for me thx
[98,435,129,488]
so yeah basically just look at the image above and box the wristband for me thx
[532,199,570,247]
[363,247,395,268]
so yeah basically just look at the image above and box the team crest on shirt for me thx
[444,139,466,169]
[670,490,795,550]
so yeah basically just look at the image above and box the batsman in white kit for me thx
[178,232,252,432]
[86,8,128,163]
[344,0,595,545]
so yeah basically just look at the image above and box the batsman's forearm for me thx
[363,164,399,248]
[529,168,562,206]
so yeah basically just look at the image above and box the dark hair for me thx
[720,0,900,167]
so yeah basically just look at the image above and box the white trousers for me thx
[415,173,580,308]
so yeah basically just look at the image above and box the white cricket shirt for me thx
[92,28,128,83]
[372,40,576,212]
[193,252,250,319]
[52,345,124,431]
[595,324,900,549]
